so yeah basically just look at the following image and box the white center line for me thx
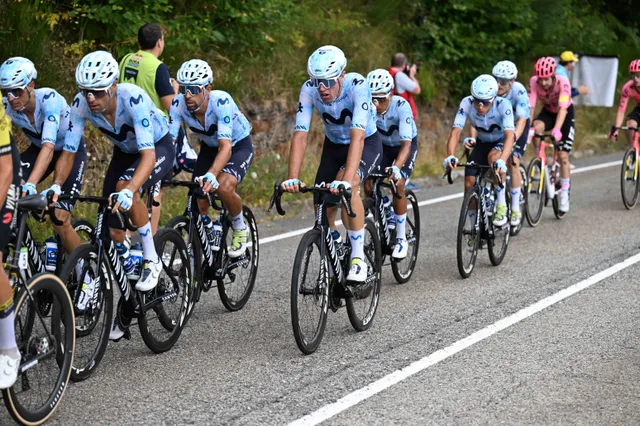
[288,250,640,426]
[261,159,621,245]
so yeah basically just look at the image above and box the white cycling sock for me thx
[348,229,365,260]
[138,223,158,263]
[0,312,17,350]
[231,212,247,230]
[496,187,506,205]
[510,187,521,212]
[395,213,407,240]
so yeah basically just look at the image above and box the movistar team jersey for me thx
[501,81,530,120]
[0,101,10,153]
[66,83,168,154]
[375,95,418,147]
[2,88,71,151]
[295,72,377,144]
[453,96,515,143]
[169,90,252,148]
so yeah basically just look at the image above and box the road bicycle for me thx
[444,157,510,279]
[506,162,528,237]
[58,193,191,381]
[363,171,420,283]
[164,180,259,314]
[2,194,75,425]
[619,126,640,209]
[269,182,381,355]
[525,133,566,226]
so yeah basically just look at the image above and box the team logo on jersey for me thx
[377,125,398,136]
[217,98,230,106]
[322,109,352,125]
[475,124,502,133]
[43,92,56,100]
[129,94,144,106]
[99,123,136,142]
[48,114,57,123]
[72,97,80,107]
[297,102,303,113]
[189,123,218,137]
[142,118,150,127]
[352,78,364,86]
[223,116,231,124]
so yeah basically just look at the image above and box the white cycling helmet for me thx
[470,74,498,101]
[366,69,394,95]
[176,59,213,86]
[76,51,119,90]
[307,45,347,80]
[492,60,518,80]
[0,57,37,89]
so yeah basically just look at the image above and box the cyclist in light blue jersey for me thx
[468,61,530,227]
[444,74,515,227]
[364,69,418,259]
[0,57,92,311]
[56,51,175,339]
[283,45,382,283]
[169,59,254,258]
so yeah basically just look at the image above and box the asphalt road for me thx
[3,152,640,425]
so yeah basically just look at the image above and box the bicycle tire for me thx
[621,148,640,210]
[346,217,382,331]
[291,228,328,355]
[3,273,75,425]
[552,168,566,220]
[138,228,191,354]
[510,165,527,237]
[71,218,95,243]
[58,243,112,382]
[216,205,259,312]
[456,187,480,279]
[488,187,510,266]
[525,158,545,227]
[166,215,202,318]
[391,189,420,284]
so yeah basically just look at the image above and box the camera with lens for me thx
[405,62,420,74]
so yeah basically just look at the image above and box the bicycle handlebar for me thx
[268,181,355,218]
[46,192,137,232]
[161,180,223,210]
[366,170,401,199]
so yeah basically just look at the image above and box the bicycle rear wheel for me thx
[71,218,95,243]
[552,167,566,219]
[346,217,381,331]
[3,273,75,425]
[391,190,420,283]
[488,189,511,266]
[58,243,112,382]
[138,228,192,354]
[217,205,259,312]
[166,214,202,318]
[621,148,639,210]
[525,158,545,227]
[291,228,329,355]
[456,188,480,279]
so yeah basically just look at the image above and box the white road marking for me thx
[261,160,621,245]
[289,251,640,426]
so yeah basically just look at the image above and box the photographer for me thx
[388,52,421,120]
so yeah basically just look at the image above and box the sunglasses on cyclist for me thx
[179,85,205,96]
[473,97,493,106]
[496,77,513,86]
[81,88,110,100]
[372,96,389,104]
[1,87,27,99]
[310,77,339,89]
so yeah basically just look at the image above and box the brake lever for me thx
[268,182,286,216]
[45,190,64,226]
[339,185,356,218]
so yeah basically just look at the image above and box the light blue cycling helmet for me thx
[75,51,119,90]
[470,74,499,101]
[0,57,37,89]
[176,59,213,86]
[492,60,518,80]
[366,69,394,95]
[307,45,347,79]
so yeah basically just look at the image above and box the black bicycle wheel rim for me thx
[3,273,75,425]
[391,189,420,284]
[138,228,191,354]
[457,188,480,279]
[488,189,510,266]
[525,158,545,227]
[216,205,259,312]
[621,148,639,209]
[291,229,328,355]
[59,243,112,382]
[167,215,201,318]
[346,217,382,331]
[510,166,527,236]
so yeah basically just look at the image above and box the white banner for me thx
[558,55,619,107]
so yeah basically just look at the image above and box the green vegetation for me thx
[1,0,639,234]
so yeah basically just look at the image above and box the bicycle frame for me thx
[622,126,639,180]
[533,134,561,200]
[366,172,400,250]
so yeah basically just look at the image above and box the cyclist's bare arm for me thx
[395,139,412,173]
[515,117,527,140]
[26,143,54,187]
[500,130,516,162]
[49,151,76,203]
[208,138,232,176]
[553,107,568,131]
[343,128,365,183]
[446,127,463,157]
[287,131,308,180]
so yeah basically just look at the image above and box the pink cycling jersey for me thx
[617,80,640,112]
[529,75,572,114]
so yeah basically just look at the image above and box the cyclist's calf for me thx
[51,209,81,253]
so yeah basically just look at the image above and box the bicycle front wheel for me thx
[166,214,202,318]
[488,189,511,266]
[3,273,75,425]
[391,189,420,284]
[621,148,639,209]
[291,228,329,355]
[525,158,545,227]
[346,217,382,331]
[138,228,192,354]
[456,188,480,279]
[510,165,527,237]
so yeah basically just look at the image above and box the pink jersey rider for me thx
[609,60,640,143]
[617,80,640,113]
[529,74,572,113]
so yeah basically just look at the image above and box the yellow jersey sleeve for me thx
[0,102,10,148]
